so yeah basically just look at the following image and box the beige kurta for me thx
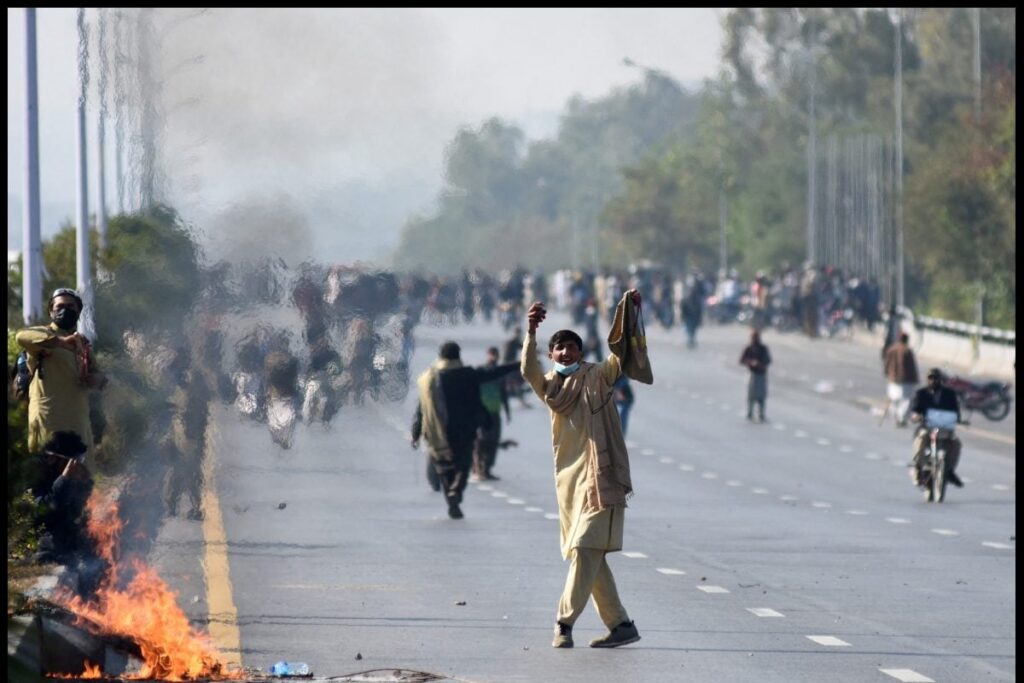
[522,332,625,559]
[16,323,94,453]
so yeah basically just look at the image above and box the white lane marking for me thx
[507,498,525,505]
[794,430,808,438]
[806,635,851,647]
[961,476,974,483]
[747,608,784,618]
[931,528,959,536]
[622,551,648,559]
[811,501,832,508]
[864,452,881,460]
[477,484,494,491]
[726,480,743,487]
[543,513,560,520]
[625,440,637,449]
[659,456,675,464]
[524,506,543,513]
[839,445,854,453]
[982,541,1012,549]
[697,585,730,594]
[886,517,911,524]
[679,464,696,472]
[491,491,508,498]
[779,495,798,502]
[641,448,656,456]
[656,568,686,575]
[751,488,769,495]
[845,509,869,515]
[991,484,1010,491]
[816,437,831,446]
[701,472,719,480]
[879,669,935,682]
[772,423,786,431]
[719,404,731,411]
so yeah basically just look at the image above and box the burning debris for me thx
[36,490,244,681]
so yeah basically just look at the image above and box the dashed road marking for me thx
[524,506,543,513]
[747,608,784,618]
[886,517,911,524]
[864,452,881,460]
[982,541,1012,549]
[491,491,508,498]
[816,437,831,446]
[772,423,786,431]
[779,495,798,501]
[656,568,686,575]
[725,480,743,487]
[845,509,869,515]
[931,528,958,536]
[839,445,854,453]
[811,501,832,508]
[879,669,934,682]
[622,551,648,559]
[507,498,525,505]
[991,484,1010,491]
[659,456,675,464]
[697,585,730,594]
[751,488,769,495]
[794,430,808,438]
[544,513,560,520]
[477,484,494,491]
[719,404,731,411]
[679,464,696,472]
[701,472,719,479]
[806,635,851,647]
[641,448,656,456]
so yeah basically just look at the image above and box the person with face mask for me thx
[16,288,107,455]
[522,289,647,650]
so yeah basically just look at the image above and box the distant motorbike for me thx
[915,409,959,503]
[943,374,1013,422]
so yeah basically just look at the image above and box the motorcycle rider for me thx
[908,368,964,488]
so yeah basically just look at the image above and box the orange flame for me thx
[55,491,242,681]
[81,660,103,678]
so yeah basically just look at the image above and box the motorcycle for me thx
[915,408,959,503]
[943,374,1013,422]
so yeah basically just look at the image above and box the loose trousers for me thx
[557,547,630,628]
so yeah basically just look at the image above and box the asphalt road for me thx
[150,311,1015,683]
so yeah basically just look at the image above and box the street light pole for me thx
[23,7,43,324]
[806,14,818,265]
[76,8,94,337]
[893,8,904,309]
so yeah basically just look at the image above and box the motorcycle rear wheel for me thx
[981,398,1011,421]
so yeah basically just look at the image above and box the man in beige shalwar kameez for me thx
[522,291,644,649]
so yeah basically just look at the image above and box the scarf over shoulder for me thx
[545,362,633,512]
[415,358,461,462]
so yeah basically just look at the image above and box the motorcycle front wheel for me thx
[933,454,947,503]
[981,397,1011,421]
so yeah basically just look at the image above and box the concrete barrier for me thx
[851,324,1015,381]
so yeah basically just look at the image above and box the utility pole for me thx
[893,8,904,309]
[806,12,818,265]
[76,8,94,335]
[719,191,728,274]
[972,7,982,119]
[23,8,43,324]
[96,8,109,251]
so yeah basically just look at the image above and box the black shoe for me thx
[948,471,964,488]
[483,472,501,481]
[447,501,464,519]
[552,622,573,648]
[589,620,641,648]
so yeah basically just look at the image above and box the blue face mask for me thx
[554,361,580,376]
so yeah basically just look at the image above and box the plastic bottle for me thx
[269,661,310,677]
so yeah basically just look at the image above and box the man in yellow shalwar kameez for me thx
[522,289,647,649]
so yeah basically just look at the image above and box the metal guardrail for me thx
[895,306,1016,346]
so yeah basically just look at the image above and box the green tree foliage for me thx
[393,74,698,272]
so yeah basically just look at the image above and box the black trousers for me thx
[433,439,474,505]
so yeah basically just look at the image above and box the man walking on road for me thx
[411,342,518,519]
[739,330,771,422]
[522,290,647,649]
[883,332,919,427]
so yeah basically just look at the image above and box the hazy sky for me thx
[8,8,725,260]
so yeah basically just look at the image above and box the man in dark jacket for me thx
[909,369,964,488]
[411,341,519,519]
[739,330,772,422]
[883,332,919,427]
